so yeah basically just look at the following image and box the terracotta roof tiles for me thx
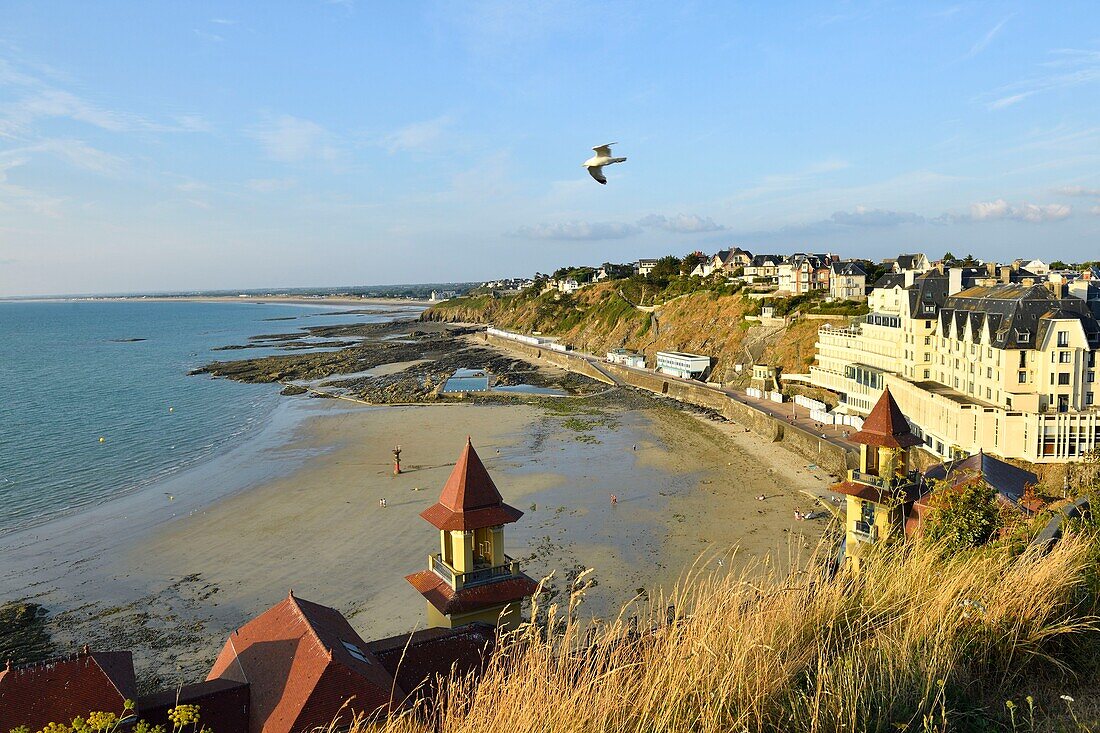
[850,388,923,449]
[420,439,523,531]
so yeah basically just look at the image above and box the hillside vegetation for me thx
[423,281,832,381]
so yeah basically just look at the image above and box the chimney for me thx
[999,266,1012,284]
[948,267,964,295]
[1048,280,1065,299]
[904,271,915,287]
[986,262,997,277]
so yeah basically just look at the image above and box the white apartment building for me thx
[810,264,1100,463]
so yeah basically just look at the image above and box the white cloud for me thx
[1091,205,1100,216]
[512,221,641,241]
[987,92,1032,110]
[194,29,224,42]
[210,18,237,25]
[639,213,725,234]
[250,114,340,163]
[829,206,924,226]
[0,158,63,216]
[381,115,452,153]
[967,199,1071,222]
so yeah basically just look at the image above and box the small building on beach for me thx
[606,348,646,369]
[656,351,711,380]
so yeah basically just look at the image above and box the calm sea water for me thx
[0,300,419,535]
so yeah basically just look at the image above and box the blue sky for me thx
[1,1,1099,296]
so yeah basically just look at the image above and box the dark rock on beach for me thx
[0,601,54,665]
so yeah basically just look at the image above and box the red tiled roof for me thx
[0,650,136,732]
[850,388,923,449]
[207,593,401,733]
[405,571,538,615]
[420,438,523,531]
[832,480,921,503]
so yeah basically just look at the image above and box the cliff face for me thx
[423,284,831,381]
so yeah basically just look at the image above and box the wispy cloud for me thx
[250,114,340,163]
[965,14,1014,58]
[0,57,210,136]
[247,177,297,192]
[1056,185,1100,198]
[210,18,237,25]
[0,158,63,216]
[639,213,725,234]
[980,47,1100,110]
[194,29,224,42]
[17,138,125,174]
[727,158,850,202]
[381,115,453,153]
[512,221,641,241]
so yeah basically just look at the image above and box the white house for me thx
[829,261,869,300]
[656,351,711,380]
[636,259,659,277]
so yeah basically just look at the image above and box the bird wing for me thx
[588,166,607,184]
[592,142,616,157]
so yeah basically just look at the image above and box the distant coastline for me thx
[0,295,434,307]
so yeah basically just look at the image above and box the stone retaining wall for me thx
[484,332,854,475]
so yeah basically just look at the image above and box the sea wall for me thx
[484,332,855,475]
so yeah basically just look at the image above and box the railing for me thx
[847,470,922,493]
[851,521,878,543]
[429,554,519,590]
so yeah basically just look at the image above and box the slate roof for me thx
[874,273,907,289]
[207,593,400,733]
[905,267,983,319]
[850,388,923,449]
[367,624,495,702]
[0,649,136,733]
[420,439,523,531]
[749,254,785,267]
[831,261,867,276]
[137,678,250,733]
[895,254,926,271]
[938,283,1100,349]
[923,451,1039,510]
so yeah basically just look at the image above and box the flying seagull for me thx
[583,142,627,184]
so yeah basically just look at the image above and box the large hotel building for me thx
[810,262,1100,463]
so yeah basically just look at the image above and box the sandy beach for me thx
[2,387,836,688]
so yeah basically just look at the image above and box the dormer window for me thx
[342,641,371,663]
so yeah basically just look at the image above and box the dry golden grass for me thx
[358,532,1100,733]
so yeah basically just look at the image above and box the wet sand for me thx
[2,395,834,686]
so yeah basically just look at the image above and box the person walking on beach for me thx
[610,493,618,506]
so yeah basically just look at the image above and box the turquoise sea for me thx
[0,300,418,535]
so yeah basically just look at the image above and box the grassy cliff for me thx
[423,282,830,382]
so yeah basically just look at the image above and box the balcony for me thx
[850,521,878,543]
[847,470,923,495]
[429,553,520,590]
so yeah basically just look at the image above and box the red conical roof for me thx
[419,438,523,531]
[850,387,923,449]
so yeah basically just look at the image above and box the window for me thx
[1019,351,1027,368]
[1060,351,1072,364]
[342,641,371,663]
[924,369,930,379]
[986,367,992,379]
[924,336,932,345]
[1089,393,1095,406]
[1058,373,1071,386]
[1090,371,1096,383]
[1058,331,1069,347]
[1019,371,1027,383]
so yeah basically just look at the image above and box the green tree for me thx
[650,255,681,279]
[680,251,705,275]
[923,475,1002,553]
[941,251,957,264]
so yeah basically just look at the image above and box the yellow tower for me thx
[406,438,537,630]
[831,387,923,569]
